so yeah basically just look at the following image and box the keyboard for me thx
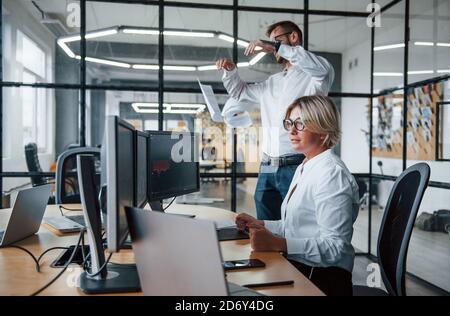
[0,231,4,242]
[44,215,107,233]
[44,217,84,233]
[217,227,249,241]
[65,215,87,227]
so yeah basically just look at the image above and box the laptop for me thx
[0,184,52,246]
[125,207,263,296]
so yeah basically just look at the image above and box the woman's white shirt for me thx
[264,149,360,272]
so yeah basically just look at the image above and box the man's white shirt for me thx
[222,44,334,157]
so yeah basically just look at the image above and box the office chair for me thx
[55,147,101,204]
[353,163,430,296]
[25,143,56,204]
[24,143,47,187]
[356,177,380,209]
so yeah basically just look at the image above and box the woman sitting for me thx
[236,95,359,296]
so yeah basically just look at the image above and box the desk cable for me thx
[309,267,314,280]
[163,197,177,211]
[78,231,115,278]
[30,228,85,296]
[0,244,40,272]
[58,205,82,216]
[37,247,69,267]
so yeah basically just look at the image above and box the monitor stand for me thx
[77,155,140,294]
[149,200,195,218]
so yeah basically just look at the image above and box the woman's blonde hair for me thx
[284,95,341,148]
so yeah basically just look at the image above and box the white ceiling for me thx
[20,0,385,52]
[12,0,450,87]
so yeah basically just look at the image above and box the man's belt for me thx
[261,153,304,168]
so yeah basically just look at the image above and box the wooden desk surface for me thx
[0,204,323,296]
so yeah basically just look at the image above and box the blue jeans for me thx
[254,162,300,220]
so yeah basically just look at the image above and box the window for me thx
[17,31,48,152]
[18,31,46,79]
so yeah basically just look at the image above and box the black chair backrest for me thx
[55,147,101,204]
[377,163,430,296]
[24,143,47,186]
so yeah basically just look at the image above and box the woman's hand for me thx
[235,213,263,231]
[248,224,287,252]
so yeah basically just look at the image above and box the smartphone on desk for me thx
[223,259,265,271]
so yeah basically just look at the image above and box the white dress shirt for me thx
[221,98,256,128]
[264,149,360,272]
[222,44,334,157]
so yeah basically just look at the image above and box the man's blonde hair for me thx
[285,95,341,148]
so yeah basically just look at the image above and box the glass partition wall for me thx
[1,0,449,293]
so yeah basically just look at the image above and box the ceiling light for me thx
[217,34,234,43]
[58,34,81,43]
[57,25,268,68]
[249,52,266,65]
[217,34,250,48]
[166,109,200,114]
[57,40,76,58]
[136,108,159,114]
[132,64,160,70]
[373,72,403,77]
[237,62,250,68]
[170,103,205,110]
[163,30,215,38]
[76,56,131,68]
[373,43,405,51]
[437,69,450,73]
[414,42,434,46]
[132,103,205,115]
[437,42,450,47]
[85,28,118,39]
[122,28,159,35]
[163,65,197,71]
[408,70,434,75]
[237,39,250,48]
[197,65,217,71]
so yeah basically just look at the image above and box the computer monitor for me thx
[146,131,200,209]
[135,130,149,208]
[78,153,140,294]
[106,116,135,253]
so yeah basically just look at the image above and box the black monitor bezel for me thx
[107,116,136,253]
[134,130,149,208]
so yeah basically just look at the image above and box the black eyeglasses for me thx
[283,118,305,132]
[271,31,292,42]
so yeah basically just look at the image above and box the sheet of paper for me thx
[198,79,224,122]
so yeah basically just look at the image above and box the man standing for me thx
[216,21,334,220]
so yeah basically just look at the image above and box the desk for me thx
[0,204,323,296]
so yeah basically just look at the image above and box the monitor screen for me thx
[147,131,199,201]
[135,131,148,208]
[106,116,135,252]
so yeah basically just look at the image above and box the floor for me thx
[178,180,450,295]
[353,207,450,293]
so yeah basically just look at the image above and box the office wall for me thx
[54,48,80,156]
[339,5,450,215]
[2,0,56,191]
